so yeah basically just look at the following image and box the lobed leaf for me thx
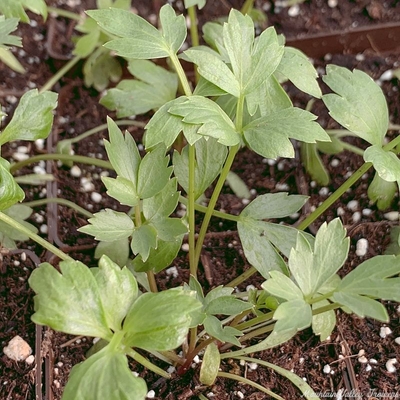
[241,192,308,220]
[0,16,21,48]
[91,255,138,332]
[87,8,169,59]
[104,117,140,185]
[273,299,312,334]
[322,65,388,146]
[94,238,130,268]
[130,224,158,262]
[243,107,329,159]
[311,300,336,341]
[203,315,242,346]
[0,0,47,23]
[262,270,303,302]
[29,260,112,339]
[169,95,239,146]
[0,90,57,146]
[78,209,135,242]
[159,4,186,54]
[123,288,202,351]
[102,176,139,207]
[276,46,321,98]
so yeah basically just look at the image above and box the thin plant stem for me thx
[23,198,93,219]
[188,145,197,277]
[194,94,244,268]
[217,372,284,400]
[340,141,365,156]
[187,6,200,83]
[0,211,72,261]
[47,6,82,21]
[39,55,81,93]
[126,349,171,379]
[240,0,255,14]
[10,154,112,174]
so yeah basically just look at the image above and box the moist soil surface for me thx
[1,1,400,399]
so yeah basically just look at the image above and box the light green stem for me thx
[23,198,93,219]
[10,154,112,174]
[47,6,82,21]
[39,55,81,93]
[0,211,72,261]
[187,6,199,83]
[126,349,170,379]
[194,94,244,268]
[340,141,365,156]
[217,372,284,400]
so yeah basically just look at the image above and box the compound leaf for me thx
[322,65,388,146]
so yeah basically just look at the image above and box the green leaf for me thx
[0,204,37,249]
[79,209,134,242]
[367,172,397,210]
[243,107,329,159]
[364,145,400,182]
[104,117,140,185]
[0,0,47,23]
[142,178,179,220]
[273,299,312,334]
[102,176,139,207]
[150,218,187,242]
[144,97,193,149]
[289,219,349,298]
[184,49,240,97]
[87,8,169,59]
[312,299,336,341]
[123,288,202,351]
[276,46,322,98]
[203,315,242,346]
[246,75,292,117]
[29,261,111,339]
[184,0,206,9]
[73,28,100,58]
[241,192,308,220]
[83,50,122,91]
[131,237,182,273]
[316,135,344,154]
[205,295,252,316]
[101,60,178,117]
[262,270,304,301]
[173,138,228,199]
[130,224,158,262]
[193,76,228,97]
[322,65,388,146]
[237,219,288,278]
[0,47,25,74]
[334,255,400,305]
[200,342,220,386]
[0,90,57,146]
[159,4,186,54]
[225,171,251,199]
[137,144,172,199]
[202,21,229,61]
[0,158,25,210]
[94,238,130,267]
[244,26,284,95]
[62,344,147,400]
[0,16,21,48]
[300,143,330,186]
[169,95,239,146]
[91,255,138,332]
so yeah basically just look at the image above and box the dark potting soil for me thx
[1,1,400,399]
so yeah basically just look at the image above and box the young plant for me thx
[0,2,398,399]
